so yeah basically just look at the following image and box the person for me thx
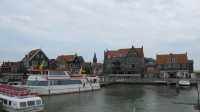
[22,72,28,84]
[83,82,85,88]
[94,79,97,83]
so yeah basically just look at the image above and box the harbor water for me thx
[43,84,199,112]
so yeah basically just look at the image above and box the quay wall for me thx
[99,74,199,87]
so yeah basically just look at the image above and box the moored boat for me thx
[178,79,191,86]
[0,84,44,112]
[24,71,100,96]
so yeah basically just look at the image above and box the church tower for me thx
[93,52,97,64]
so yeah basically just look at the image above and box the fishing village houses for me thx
[0,49,103,82]
[0,46,196,84]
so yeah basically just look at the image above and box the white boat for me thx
[24,71,101,96]
[0,84,44,112]
[178,79,191,86]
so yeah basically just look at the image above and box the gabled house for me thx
[56,54,85,74]
[104,46,145,75]
[22,49,49,70]
[0,61,24,73]
[48,59,57,70]
[144,58,159,78]
[156,53,193,78]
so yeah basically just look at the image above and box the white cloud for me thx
[0,0,200,69]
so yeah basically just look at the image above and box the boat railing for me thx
[0,84,38,97]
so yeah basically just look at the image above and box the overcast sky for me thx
[0,0,200,70]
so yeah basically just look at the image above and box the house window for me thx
[168,64,171,68]
[164,65,168,69]
[158,65,161,69]
[131,64,135,68]
[132,52,137,56]
[170,56,176,63]
[41,55,44,58]
[172,57,176,63]
[182,64,186,69]
[32,61,35,65]
[172,64,176,68]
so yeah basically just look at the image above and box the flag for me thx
[39,61,47,70]
[79,66,86,75]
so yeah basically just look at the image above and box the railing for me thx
[0,84,38,97]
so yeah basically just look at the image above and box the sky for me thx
[0,0,200,70]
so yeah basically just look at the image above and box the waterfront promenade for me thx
[99,75,199,87]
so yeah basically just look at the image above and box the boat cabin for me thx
[0,94,43,110]
[0,84,44,112]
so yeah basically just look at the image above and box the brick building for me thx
[0,61,23,73]
[156,53,193,78]
[144,58,159,78]
[56,54,85,74]
[104,46,145,76]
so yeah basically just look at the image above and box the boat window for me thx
[20,102,27,108]
[27,81,48,86]
[53,80,82,85]
[50,80,54,85]
[36,100,42,105]
[27,101,35,106]
[3,99,7,105]
[49,71,66,76]
[8,101,11,106]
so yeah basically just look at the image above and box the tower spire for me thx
[93,52,97,64]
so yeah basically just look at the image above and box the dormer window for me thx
[132,52,137,56]
[172,57,176,63]
[169,54,176,63]
[170,57,176,63]
[128,51,137,57]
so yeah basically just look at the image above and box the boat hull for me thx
[25,84,100,96]
[178,80,191,86]
[2,105,44,112]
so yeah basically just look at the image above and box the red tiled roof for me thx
[105,47,144,58]
[56,55,76,62]
[156,53,188,64]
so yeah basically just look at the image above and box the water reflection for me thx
[43,84,199,112]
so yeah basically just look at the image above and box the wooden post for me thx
[197,81,200,105]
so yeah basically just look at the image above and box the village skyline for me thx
[0,45,196,70]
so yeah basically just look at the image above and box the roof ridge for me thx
[28,49,41,61]
[157,53,186,56]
